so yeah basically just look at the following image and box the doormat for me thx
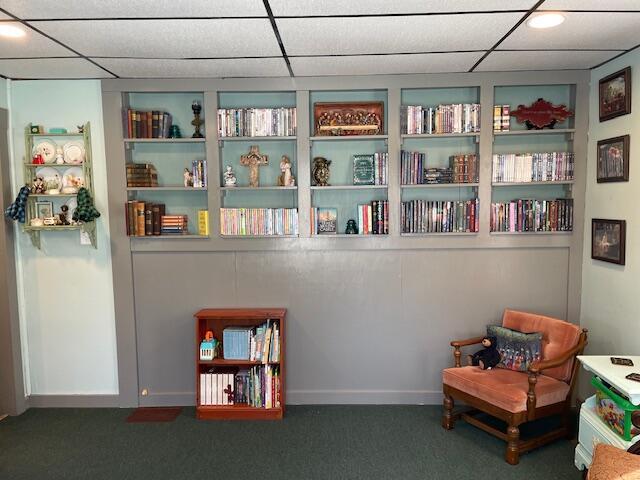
[126,407,182,423]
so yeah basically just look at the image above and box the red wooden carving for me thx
[511,98,573,130]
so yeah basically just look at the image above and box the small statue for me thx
[223,165,237,187]
[58,205,70,225]
[32,153,45,165]
[45,174,61,195]
[191,100,204,138]
[183,168,193,187]
[345,219,358,234]
[31,176,46,194]
[55,146,65,165]
[312,157,331,186]
[277,155,295,187]
[240,145,268,188]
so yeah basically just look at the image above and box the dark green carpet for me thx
[0,406,582,480]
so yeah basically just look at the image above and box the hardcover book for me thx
[353,154,375,185]
[316,208,337,235]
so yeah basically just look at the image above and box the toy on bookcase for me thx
[471,336,501,370]
[58,205,70,225]
[345,219,358,234]
[511,98,574,130]
[312,157,331,186]
[199,331,218,361]
[277,155,295,187]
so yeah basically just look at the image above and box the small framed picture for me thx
[35,201,53,219]
[592,219,626,265]
[599,67,631,122]
[597,135,629,183]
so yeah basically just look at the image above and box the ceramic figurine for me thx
[278,155,296,187]
[30,217,43,227]
[183,168,193,187]
[77,125,84,134]
[240,145,268,188]
[31,177,46,194]
[223,165,237,187]
[32,153,45,165]
[58,205,70,225]
[55,146,65,165]
[345,219,358,234]
[45,174,61,195]
[312,157,331,186]
[191,100,204,138]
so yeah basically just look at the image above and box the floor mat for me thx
[126,407,182,423]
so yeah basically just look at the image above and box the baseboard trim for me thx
[287,390,443,405]
[28,394,119,408]
[139,392,194,407]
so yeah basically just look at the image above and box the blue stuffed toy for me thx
[4,186,30,223]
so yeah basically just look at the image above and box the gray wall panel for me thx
[133,248,568,405]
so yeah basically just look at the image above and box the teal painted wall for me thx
[10,81,117,395]
[580,50,640,396]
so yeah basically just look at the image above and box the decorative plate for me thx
[35,166,62,192]
[32,138,57,164]
[63,141,85,164]
[61,166,84,193]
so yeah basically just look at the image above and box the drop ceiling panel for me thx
[290,52,483,76]
[541,0,640,10]
[503,12,640,50]
[0,0,266,19]
[278,13,522,55]
[0,22,72,58]
[0,12,12,19]
[270,0,537,16]
[476,50,622,72]
[94,57,289,78]
[31,19,281,58]
[0,57,113,78]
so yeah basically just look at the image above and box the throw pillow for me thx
[486,325,542,372]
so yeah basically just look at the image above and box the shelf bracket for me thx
[26,229,41,249]
[218,139,224,148]
[81,221,98,249]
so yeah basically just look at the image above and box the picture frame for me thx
[35,200,54,219]
[599,67,631,122]
[314,102,384,136]
[592,219,626,265]
[597,135,630,183]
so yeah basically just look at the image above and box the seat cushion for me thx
[502,309,582,382]
[443,366,570,413]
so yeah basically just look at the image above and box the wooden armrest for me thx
[528,338,587,374]
[450,336,485,348]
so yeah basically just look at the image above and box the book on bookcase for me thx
[401,151,478,185]
[492,152,574,183]
[195,308,286,420]
[123,109,173,139]
[401,103,480,135]
[220,208,298,236]
[217,107,297,137]
[125,201,192,236]
[402,199,479,234]
[490,198,573,232]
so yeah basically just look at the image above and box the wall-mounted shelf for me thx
[401,132,480,139]
[220,186,297,191]
[492,181,574,187]
[493,128,575,137]
[218,136,296,143]
[131,234,209,239]
[124,138,206,143]
[490,231,573,236]
[310,134,388,142]
[401,183,479,189]
[310,185,388,191]
[126,186,208,191]
[401,232,478,237]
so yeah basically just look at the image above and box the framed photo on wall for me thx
[597,135,630,182]
[592,219,626,265]
[35,200,53,219]
[599,67,631,122]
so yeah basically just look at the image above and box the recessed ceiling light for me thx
[0,24,26,38]
[527,13,565,29]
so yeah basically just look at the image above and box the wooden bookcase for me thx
[194,308,285,420]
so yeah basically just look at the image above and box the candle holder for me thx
[191,100,204,138]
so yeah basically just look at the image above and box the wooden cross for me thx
[240,145,268,187]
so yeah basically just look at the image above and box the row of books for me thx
[219,208,298,236]
[126,163,158,187]
[357,200,390,235]
[124,109,173,139]
[401,151,479,185]
[222,320,280,363]
[492,152,575,183]
[401,103,481,135]
[190,160,208,188]
[352,152,388,186]
[240,365,281,409]
[161,215,189,235]
[217,107,297,137]
[493,105,511,132]
[402,199,479,234]
[490,199,574,232]
[199,373,234,406]
[125,201,190,236]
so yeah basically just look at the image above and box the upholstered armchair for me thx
[442,309,588,465]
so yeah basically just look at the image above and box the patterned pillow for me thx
[487,325,542,372]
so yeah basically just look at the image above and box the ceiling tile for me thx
[290,52,483,76]
[0,22,72,58]
[540,0,640,10]
[277,13,522,56]
[502,12,640,50]
[475,50,622,72]
[93,57,289,78]
[270,0,537,16]
[30,19,281,58]
[0,12,12,20]
[0,0,266,19]
[0,57,114,79]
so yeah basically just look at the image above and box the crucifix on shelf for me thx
[240,145,269,187]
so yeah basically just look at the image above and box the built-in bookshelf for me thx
[195,308,285,420]
[218,91,298,237]
[491,84,576,235]
[122,91,209,238]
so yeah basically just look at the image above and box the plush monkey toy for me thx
[471,336,501,370]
